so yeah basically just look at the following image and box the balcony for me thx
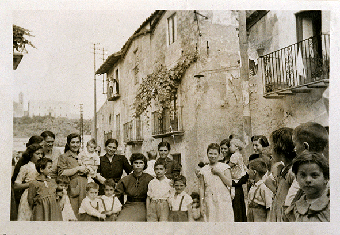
[152,108,183,138]
[107,80,120,101]
[123,118,143,145]
[260,34,329,98]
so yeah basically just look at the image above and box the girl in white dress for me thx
[199,143,234,222]
[14,144,43,221]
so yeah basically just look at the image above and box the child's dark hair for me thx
[293,122,328,153]
[26,135,44,147]
[56,175,70,185]
[292,152,329,180]
[154,158,166,168]
[249,158,268,177]
[251,135,269,147]
[35,157,52,173]
[104,179,116,189]
[130,153,148,170]
[271,127,296,161]
[191,192,200,200]
[174,175,186,186]
[158,141,171,151]
[147,150,157,160]
[207,143,220,154]
[86,182,99,192]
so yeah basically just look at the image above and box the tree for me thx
[13,25,36,52]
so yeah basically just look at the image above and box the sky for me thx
[13,9,154,119]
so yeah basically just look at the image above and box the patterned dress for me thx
[57,150,88,218]
[28,175,62,221]
[200,162,234,222]
[15,161,39,221]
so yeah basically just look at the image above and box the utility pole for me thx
[80,104,84,149]
[93,43,100,144]
[102,47,106,94]
[238,10,252,160]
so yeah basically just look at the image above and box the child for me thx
[285,122,329,208]
[27,158,62,221]
[284,152,329,222]
[147,158,172,221]
[78,139,103,183]
[168,175,193,222]
[79,182,106,221]
[56,175,77,221]
[229,138,248,182]
[266,127,296,222]
[199,143,234,222]
[144,150,157,177]
[229,138,248,222]
[247,158,273,222]
[191,192,203,221]
[100,179,122,221]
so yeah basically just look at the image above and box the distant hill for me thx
[13,116,92,147]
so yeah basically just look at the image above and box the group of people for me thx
[10,121,329,222]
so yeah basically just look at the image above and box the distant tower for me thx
[18,92,24,116]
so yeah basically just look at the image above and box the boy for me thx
[78,139,105,183]
[79,182,106,221]
[168,175,193,222]
[146,158,172,221]
[100,179,122,221]
[285,122,329,208]
[247,158,273,222]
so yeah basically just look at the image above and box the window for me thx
[115,69,119,94]
[296,11,321,42]
[167,14,177,45]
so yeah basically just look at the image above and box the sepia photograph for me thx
[2,0,340,234]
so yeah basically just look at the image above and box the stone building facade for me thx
[94,10,329,192]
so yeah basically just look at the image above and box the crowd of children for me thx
[11,121,329,222]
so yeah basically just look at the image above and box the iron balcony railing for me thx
[123,117,143,144]
[152,108,182,136]
[261,34,329,95]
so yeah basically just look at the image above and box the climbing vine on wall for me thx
[134,50,198,116]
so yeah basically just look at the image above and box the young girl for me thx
[79,182,106,221]
[285,152,329,222]
[247,158,273,222]
[56,175,77,221]
[191,192,203,221]
[14,144,43,221]
[229,138,248,222]
[100,179,122,221]
[199,143,234,222]
[27,158,62,221]
[168,175,193,222]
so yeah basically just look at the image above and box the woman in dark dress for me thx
[115,153,153,221]
[220,137,247,222]
[97,139,132,197]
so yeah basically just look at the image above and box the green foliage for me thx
[134,50,198,116]
[13,116,92,147]
[13,25,36,52]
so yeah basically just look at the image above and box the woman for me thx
[115,153,153,221]
[57,133,88,219]
[14,143,44,220]
[97,138,132,196]
[41,131,62,179]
